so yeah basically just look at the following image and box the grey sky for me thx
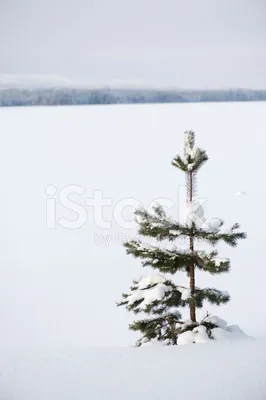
[0,0,265,88]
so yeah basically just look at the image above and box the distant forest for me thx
[1,88,266,107]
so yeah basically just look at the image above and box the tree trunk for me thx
[189,171,196,322]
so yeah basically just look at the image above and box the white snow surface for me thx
[205,315,228,329]
[1,102,266,351]
[177,286,191,300]
[201,218,223,232]
[177,319,248,346]
[214,257,229,267]
[177,330,195,345]
[165,243,177,251]
[137,274,166,289]
[127,283,170,308]
[0,340,266,400]
[192,325,211,343]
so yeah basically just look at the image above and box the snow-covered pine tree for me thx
[118,131,246,346]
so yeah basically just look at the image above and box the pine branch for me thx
[117,275,193,316]
[193,223,247,247]
[130,313,182,345]
[195,250,231,274]
[135,206,191,241]
[118,276,230,316]
[194,287,230,307]
[135,207,246,248]
[124,240,195,274]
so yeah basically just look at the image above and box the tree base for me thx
[137,316,247,346]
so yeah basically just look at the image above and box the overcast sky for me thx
[0,0,265,88]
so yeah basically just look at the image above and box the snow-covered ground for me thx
[0,340,266,400]
[1,102,266,397]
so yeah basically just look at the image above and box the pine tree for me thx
[118,131,246,346]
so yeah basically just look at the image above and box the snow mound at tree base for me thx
[143,316,249,346]
[177,321,248,346]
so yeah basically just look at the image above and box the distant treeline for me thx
[0,88,266,107]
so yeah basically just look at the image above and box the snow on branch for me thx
[135,206,191,241]
[127,283,171,309]
[118,275,193,316]
[124,240,195,273]
[194,287,230,307]
[194,223,247,246]
[195,250,231,274]
[172,130,208,173]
